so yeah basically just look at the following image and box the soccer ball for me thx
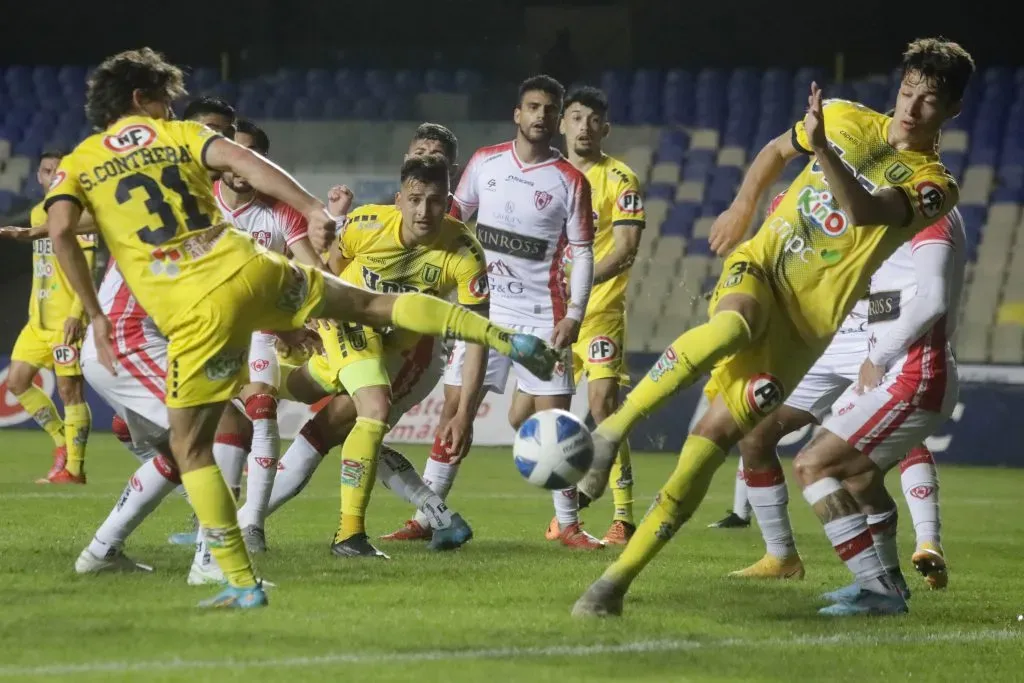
[513,409,594,489]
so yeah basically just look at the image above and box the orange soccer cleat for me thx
[42,468,87,485]
[36,445,68,484]
[380,519,431,541]
[544,516,560,541]
[601,520,636,545]
[558,522,606,550]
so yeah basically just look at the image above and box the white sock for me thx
[804,477,893,595]
[745,464,796,558]
[378,445,453,530]
[212,433,247,498]
[553,487,579,528]
[732,461,751,520]
[266,422,329,517]
[190,527,221,578]
[900,446,941,548]
[414,436,461,527]
[867,508,900,573]
[88,455,179,558]
[237,394,280,529]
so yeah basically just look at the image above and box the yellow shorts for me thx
[308,320,390,396]
[571,313,630,386]
[164,252,325,409]
[11,323,82,377]
[703,249,824,434]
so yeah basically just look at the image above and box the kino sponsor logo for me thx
[796,186,849,236]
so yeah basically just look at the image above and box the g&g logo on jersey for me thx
[204,348,246,381]
[588,336,619,364]
[617,189,643,215]
[745,373,784,416]
[915,181,946,219]
[52,345,78,366]
[103,124,157,153]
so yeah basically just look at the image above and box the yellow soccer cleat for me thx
[729,553,805,580]
[912,542,948,590]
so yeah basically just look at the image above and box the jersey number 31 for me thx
[116,166,212,246]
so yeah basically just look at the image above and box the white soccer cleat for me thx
[75,547,153,575]
[187,560,225,586]
[575,432,618,501]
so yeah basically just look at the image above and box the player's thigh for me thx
[387,338,446,424]
[289,359,334,404]
[231,251,327,332]
[51,338,83,380]
[83,344,170,433]
[508,388,536,429]
[738,403,817,468]
[167,402,228,473]
[245,331,281,391]
[792,423,875,485]
[784,363,853,424]
[707,250,774,338]
[216,400,252,441]
[573,315,629,392]
[513,326,574,398]
[445,339,510,394]
[9,325,51,391]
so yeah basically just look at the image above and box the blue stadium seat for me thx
[382,96,413,121]
[0,190,15,215]
[645,183,676,202]
[306,68,332,89]
[265,98,294,120]
[14,136,43,159]
[662,71,694,126]
[394,69,422,93]
[663,201,699,237]
[334,68,360,92]
[192,66,219,90]
[686,236,714,255]
[424,69,454,93]
[57,65,87,87]
[353,97,381,119]
[235,96,266,120]
[324,97,353,119]
[293,97,324,120]
[454,69,482,92]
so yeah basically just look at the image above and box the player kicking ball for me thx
[571,38,973,618]
[45,47,560,609]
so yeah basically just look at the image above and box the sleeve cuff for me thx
[612,219,646,230]
[43,194,83,212]
[200,134,225,170]
[791,125,812,155]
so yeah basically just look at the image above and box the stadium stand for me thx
[2,64,1022,362]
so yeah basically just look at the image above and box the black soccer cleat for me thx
[330,533,390,559]
[707,510,751,529]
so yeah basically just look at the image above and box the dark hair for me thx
[183,95,236,123]
[412,123,458,164]
[400,154,450,190]
[563,86,609,118]
[235,119,270,155]
[86,48,187,129]
[517,74,565,109]
[40,149,66,162]
[901,37,975,103]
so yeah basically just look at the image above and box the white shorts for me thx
[784,330,867,421]
[81,329,170,445]
[247,331,280,388]
[388,338,446,423]
[822,371,958,472]
[443,325,574,397]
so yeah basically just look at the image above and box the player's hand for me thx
[550,317,581,349]
[708,204,753,256]
[91,314,118,376]
[440,412,474,464]
[856,358,886,394]
[63,317,85,345]
[0,226,32,241]
[327,185,354,218]
[804,82,827,152]
[306,207,337,254]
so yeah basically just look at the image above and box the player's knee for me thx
[843,468,877,499]
[240,381,277,401]
[56,376,84,404]
[111,415,132,443]
[353,386,391,423]
[243,392,278,422]
[690,398,744,447]
[737,432,775,469]
[7,363,35,395]
[713,294,765,340]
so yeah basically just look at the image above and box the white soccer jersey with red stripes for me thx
[214,180,309,254]
[451,141,593,326]
[867,207,965,411]
[97,260,167,400]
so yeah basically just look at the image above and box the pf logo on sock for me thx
[745,374,783,416]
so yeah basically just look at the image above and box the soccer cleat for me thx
[330,533,390,559]
[912,542,948,590]
[708,510,751,528]
[75,547,153,574]
[41,468,86,485]
[37,445,68,483]
[575,432,618,501]
[168,513,199,546]
[729,553,805,579]
[571,578,625,617]
[426,513,473,551]
[822,572,911,604]
[602,520,636,545]
[559,522,606,550]
[197,582,268,609]
[818,589,908,616]
[243,525,267,554]
[380,519,431,542]
[188,560,226,586]
[508,333,560,381]
[544,516,560,541]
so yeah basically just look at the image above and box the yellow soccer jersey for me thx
[582,154,645,318]
[27,201,96,330]
[745,99,958,344]
[43,116,260,331]
[338,204,489,307]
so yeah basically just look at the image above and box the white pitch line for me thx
[0,629,1017,677]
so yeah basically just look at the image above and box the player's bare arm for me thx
[204,137,336,251]
[593,225,642,284]
[2,211,98,240]
[709,131,803,256]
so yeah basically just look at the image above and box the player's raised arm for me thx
[709,125,803,256]
[594,175,645,284]
[203,136,335,251]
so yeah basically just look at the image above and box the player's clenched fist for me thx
[804,82,827,152]
[327,185,354,218]
[306,208,338,253]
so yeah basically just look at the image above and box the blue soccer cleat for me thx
[168,530,198,546]
[822,572,911,604]
[818,589,908,616]
[508,334,560,381]
[197,581,268,609]
[427,513,473,551]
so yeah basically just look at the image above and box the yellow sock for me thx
[604,435,726,587]
[15,386,65,448]
[610,440,635,524]
[335,417,387,543]
[598,311,751,442]
[63,402,91,476]
[180,465,255,588]
[391,292,514,356]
